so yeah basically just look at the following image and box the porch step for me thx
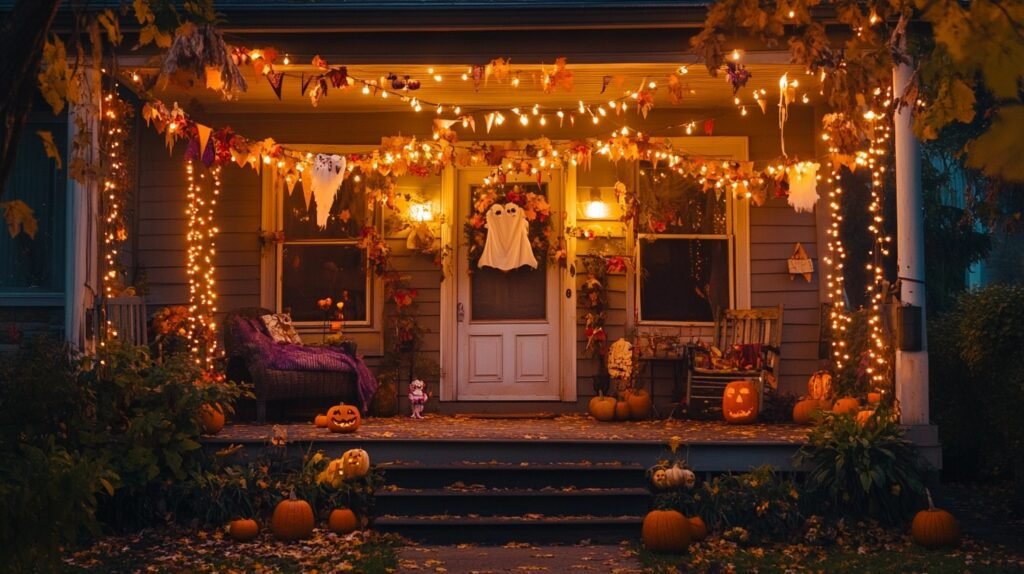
[373,461,651,543]
[374,515,645,544]
[378,462,648,489]
[377,487,650,517]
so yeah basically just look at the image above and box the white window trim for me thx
[626,136,751,330]
[259,144,385,354]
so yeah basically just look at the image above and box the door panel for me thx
[468,335,503,383]
[456,168,561,400]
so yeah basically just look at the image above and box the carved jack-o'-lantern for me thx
[326,404,361,433]
[807,371,834,401]
[681,468,696,489]
[722,380,759,424]
[651,468,671,490]
[340,448,371,480]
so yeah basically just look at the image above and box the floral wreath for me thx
[463,184,552,272]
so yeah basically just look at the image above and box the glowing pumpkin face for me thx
[722,380,759,424]
[326,404,361,433]
[340,448,371,480]
[651,468,670,490]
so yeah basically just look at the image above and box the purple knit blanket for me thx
[233,317,378,411]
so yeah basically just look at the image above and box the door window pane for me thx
[471,266,546,321]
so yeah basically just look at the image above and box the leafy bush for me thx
[0,339,249,569]
[930,284,1024,510]
[179,448,382,527]
[796,411,926,524]
[657,466,804,543]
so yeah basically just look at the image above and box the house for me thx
[0,1,934,457]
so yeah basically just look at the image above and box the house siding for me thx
[135,106,822,406]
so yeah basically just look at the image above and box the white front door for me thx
[455,168,562,400]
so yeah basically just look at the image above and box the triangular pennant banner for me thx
[301,73,314,96]
[485,112,495,134]
[300,169,313,210]
[310,154,347,228]
[266,71,284,100]
[201,137,216,167]
[196,124,213,159]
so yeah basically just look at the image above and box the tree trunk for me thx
[0,0,62,198]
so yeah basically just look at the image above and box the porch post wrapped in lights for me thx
[893,58,928,426]
[184,159,221,371]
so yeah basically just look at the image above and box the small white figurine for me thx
[408,379,429,419]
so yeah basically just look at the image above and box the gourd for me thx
[588,395,616,422]
[326,403,361,433]
[624,388,652,420]
[328,508,359,534]
[688,516,708,542]
[911,489,960,549]
[832,397,861,416]
[271,492,315,541]
[722,380,759,424]
[641,510,691,553]
[228,518,259,542]
[200,403,226,434]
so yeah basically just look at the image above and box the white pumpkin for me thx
[681,468,696,489]
[663,465,687,488]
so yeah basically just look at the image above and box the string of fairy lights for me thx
[184,160,222,370]
[118,49,896,386]
[99,88,134,344]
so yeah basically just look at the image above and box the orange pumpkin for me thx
[614,400,630,421]
[588,395,617,422]
[341,448,371,480]
[326,403,361,433]
[722,381,759,424]
[641,510,691,553]
[867,391,882,405]
[911,489,960,549]
[688,516,708,542]
[271,493,315,542]
[792,399,826,425]
[328,508,359,534]
[314,414,328,428]
[807,371,834,401]
[832,397,861,416]
[200,403,226,435]
[228,518,259,542]
[624,388,652,420]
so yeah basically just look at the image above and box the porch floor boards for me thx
[207,414,811,445]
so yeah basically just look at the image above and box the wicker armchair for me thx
[223,307,358,423]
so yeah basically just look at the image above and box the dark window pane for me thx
[638,163,727,235]
[640,238,729,322]
[283,167,372,240]
[281,244,368,322]
[0,118,67,293]
[471,266,546,321]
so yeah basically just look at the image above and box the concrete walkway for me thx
[397,542,645,573]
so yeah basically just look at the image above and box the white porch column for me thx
[893,61,929,425]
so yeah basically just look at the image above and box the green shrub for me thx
[0,338,249,568]
[796,410,926,524]
[930,284,1024,510]
[658,466,804,543]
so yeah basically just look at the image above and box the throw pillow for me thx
[261,313,303,345]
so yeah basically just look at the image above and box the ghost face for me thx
[478,200,538,271]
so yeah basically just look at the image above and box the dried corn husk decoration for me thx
[161,23,247,98]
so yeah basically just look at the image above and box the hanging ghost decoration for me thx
[786,162,820,213]
[479,202,538,271]
[310,153,347,228]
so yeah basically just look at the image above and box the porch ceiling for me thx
[147,61,823,115]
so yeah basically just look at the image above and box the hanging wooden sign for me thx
[788,242,814,282]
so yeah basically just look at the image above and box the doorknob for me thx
[457,302,465,323]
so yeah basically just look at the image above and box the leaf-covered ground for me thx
[642,529,1024,573]
[61,528,399,573]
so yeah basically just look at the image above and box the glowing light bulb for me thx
[283,54,290,65]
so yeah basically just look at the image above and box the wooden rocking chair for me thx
[684,305,783,418]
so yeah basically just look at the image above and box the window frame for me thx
[0,112,69,305]
[261,145,385,346]
[630,137,750,327]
